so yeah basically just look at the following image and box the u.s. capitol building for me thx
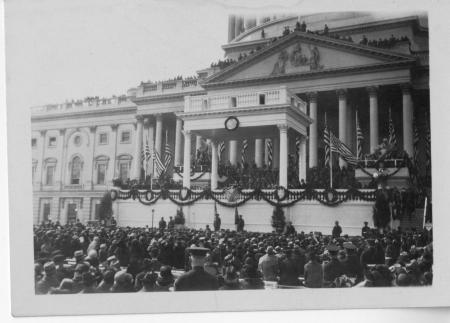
[30,12,429,235]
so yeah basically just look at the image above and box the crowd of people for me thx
[34,218,433,294]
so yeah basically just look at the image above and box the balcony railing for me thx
[31,96,132,115]
[184,87,306,114]
[137,79,202,97]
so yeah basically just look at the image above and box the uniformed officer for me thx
[174,246,219,291]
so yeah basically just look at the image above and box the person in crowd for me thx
[304,250,323,288]
[111,271,134,293]
[332,221,342,238]
[168,217,175,230]
[174,246,219,291]
[96,269,115,293]
[278,248,300,286]
[323,244,345,286]
[156,266,175,291]
[258,246,279,281]
[237,215,245,232]
[284,221,297,235]
[35,262,60,294]
[214,214,221,232]
[361,221,371,237]
[159,217,167,231]
[138,272,158,292]
[80,272,97,293]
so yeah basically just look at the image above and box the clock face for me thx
[225,116,239,131]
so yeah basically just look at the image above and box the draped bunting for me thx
[110,186,378,208]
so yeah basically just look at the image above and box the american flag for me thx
[266,139,273,168]
[413,116,420,165]
[163,140,172,170]
[141,139,151,163]
[388,107,397,147]
[329,130,359,166]
[323,114,330,167]
[241,139,248,165]
[218,141,225,162]
[152,148,165,177]
[356,110,364,160]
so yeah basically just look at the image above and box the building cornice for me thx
[131,90,206,105]
[203,60,415,90]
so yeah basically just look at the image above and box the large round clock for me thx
[224,116,239,131]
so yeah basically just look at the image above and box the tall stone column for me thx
[229,140,238,166]
[299,136,307,182]
[402,84,414,157]
[174,118,183,166]
[36,130,47,189]
[183,130,192,188]
[56,129,66,189]
[210,141,218,189]
[308,92,318,168]
[133,115,144,180]
[154,114,163,155]
[88,126,97,189]
[367,86,379,153]
[234,17,244,37]
[278,124,288,187]
[337,89,348,168]
[254,138,264,168]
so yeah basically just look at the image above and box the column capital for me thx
[39,130,47,137]
[182,129,191,136]
[277,124,288,132]
[306,91,318,103]
[366,86,378,97]
[110,124,119,131]
[59,129,66,136]
[136,115,144,122]
[89,125,97,133]
[400,83,412,95]
[155,113,163,121]
[336,89,347,100]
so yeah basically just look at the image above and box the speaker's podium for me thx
[355,158,410,188]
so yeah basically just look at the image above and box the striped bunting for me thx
[413,116,420,165]
[218,141,225,162]
[163,140,172,169]
[356,110,364,160]
[241,139,248,165]
[266,139,273,168]
[388,107,397,147]
[323,114,330,167]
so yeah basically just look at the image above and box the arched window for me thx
[70,156,82,184]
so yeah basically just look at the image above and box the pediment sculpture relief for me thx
[271,43,323,76]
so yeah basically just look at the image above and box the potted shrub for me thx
[174,207,186,230]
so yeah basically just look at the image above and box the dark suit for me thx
[323,258,344,284]
[174,267,219,291]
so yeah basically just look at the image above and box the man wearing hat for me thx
[258,246,279,281]
[174,246,219,291]
[322,244,345,286]
[332,221,342,238]
[35,261,60,294]
[361,221,371,238]
[342,242,363,281]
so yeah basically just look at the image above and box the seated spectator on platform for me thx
[304,250,323,288]
[258,246,279,281]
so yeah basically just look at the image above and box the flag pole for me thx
[355,108,358,160]
[330,148,333,189]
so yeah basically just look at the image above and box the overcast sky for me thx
[5,0,233,108]
[5,0,429,110]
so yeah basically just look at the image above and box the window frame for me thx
[120,131,131,144]
[48,136,57,148]
[98,132,108,145]
[31,138,37,148]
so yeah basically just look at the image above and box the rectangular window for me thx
[97,164,106,185]
[99,133,108,145]
[259,94,266,105]
[120,131,131,143]
[46,165,55,185]
[42,203,51,222]
[67,203,77,224]
[119,163,129,182]
[48,137,57,147]
[231,97,237,108]
[31,138,37,148]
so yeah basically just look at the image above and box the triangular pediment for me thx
[204,32,415,86]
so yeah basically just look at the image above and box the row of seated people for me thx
[34,221,433,293]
